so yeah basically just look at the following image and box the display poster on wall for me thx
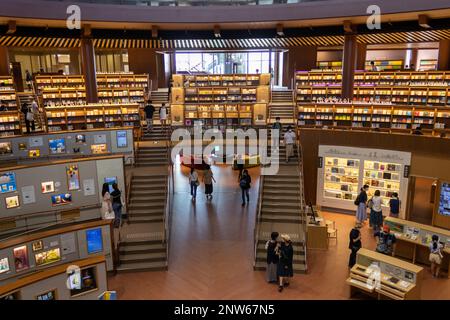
[21,185,36,204]
[83,179,96,196]
[51,193,72,206]
[94,134,107,144]
[41,181,55,193]
[13,245,29,272]
[75,134,86,144]
[29,137,43,147]
[0,172,17,193]
[61,233,77,255]
[104,177,117,193]
[0,142,12,154]
[49,139,66,154]
[66,165,80,191]
[116,131,127,148]
[5,195,19,209]
[0,257,10,274]
[438,182,450,216]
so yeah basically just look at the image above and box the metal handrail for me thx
[253,173,265,267]
[296,139,308,272]
[163,134,173,269]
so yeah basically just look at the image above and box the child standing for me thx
[389,193,400,217]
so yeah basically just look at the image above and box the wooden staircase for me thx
[136,145,169,167]
[149,89,170,122]
[142,125,170,141]
[269,89,295,124]
[16,92,46,133]
[117,174,169,272]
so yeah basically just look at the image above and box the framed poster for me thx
[29,137,43,147]
[61,233,77,255]
[70,267,97,297]
[116,131,127,148]
[34,248,61,267]
[93,134,107,144]
[18,143,27,151]
[91,144,107,154]
[83,179,95,196]
[21,185,36,205]
[5,195,19,209]
[0,172,17,193]
[29,149,40,158]
[0,257,10,274]
[0,142,12,155]
[36,289,57,301]
[437,182,450,216]
[13,245,29,272]
[104,177,117,193]
[32,240,43,252]
[48,139,66,154]
[66,165,80,191]
[75,134,86,144]
[51,193,72,206]
[41,181,55,194]
[86,228,103,254]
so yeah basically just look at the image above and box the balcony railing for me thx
[43,0,326,6]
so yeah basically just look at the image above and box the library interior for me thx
[0,0,449,301]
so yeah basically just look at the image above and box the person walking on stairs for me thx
[21,102,34,134]
[110,183,123,228]
[203,165,216,200]
[159,103,168,127]
[276,234,294,292]
[25,70,33,90]
[239,169,251,207]
[284,126,296,163]
[189,167,199,201]
[272,117,282,152]
[144,100,155,133]
[265,231,279,283]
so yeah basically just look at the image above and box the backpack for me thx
[367,198,374,209]
[239,178,248,188]
[354,195,360,206]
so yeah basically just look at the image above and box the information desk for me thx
[384,217,450,278]
[347,248,424,300]
[306,208,328,250]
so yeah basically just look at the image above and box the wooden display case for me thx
[347,248,424,300]
[0,76,17,111]
[384,217,450,277]
[0,111,21,137]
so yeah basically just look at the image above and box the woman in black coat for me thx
[265,231,279,283]
[276,234,294,292]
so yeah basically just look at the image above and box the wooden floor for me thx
[108,163,450,300]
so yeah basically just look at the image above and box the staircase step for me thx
[119,252,166,264]
[119,243,166,255]
[116,261,168,272]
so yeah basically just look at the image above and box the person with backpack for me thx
[265,231,279,283]
[189,167,199,201]
[271,117,282,152]
[429,234,444,278]
[375,225,396,256]
[276,234,293,292]
[389,193,400,217]
[240,169,251,207]
[355,184,369,227]
[144,99,155,133]
[21,102,34,133]
[369,189,383,235]
[348,223,362,268]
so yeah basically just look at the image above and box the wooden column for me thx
[356,42,367,71]
[282,46,317,89]
[128,48,158,91]
[80,37,98,103]
[437,39,450,71]
[410,48,418,70]
[0,46,10,76]
[342,34,357,99]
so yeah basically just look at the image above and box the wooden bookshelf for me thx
[297,102,450,135]
[96,73,149,89]
[0,111,21,137]
[45,103,140,132]
[171,74,270,127]
[35,75,85,91]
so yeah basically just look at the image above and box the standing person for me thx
[369,190,383,234]
[348,223,362,268]
[110,183,123,228]
[25,70,32,90]
[31,99,39,128]
[389,192,400,217]
[276,234,293,292]
[413,126,423,135]
[355,185,369,226]
[203,164,216,200]
[239,169,251,207]
[101,183,113,220]
[370,61,378,71]
[284,126,296,163]
[272,117,282,152]
[236,154,244,182]
[189,167,199,201]
[265,231,279,283]
[143,100,155,133]
[159,103,168,127]
[429,235,444,278]
[21,103,34,134]
[375,225,397,256]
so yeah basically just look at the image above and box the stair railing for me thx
[296,139,308,273]
[253,173,265,268]
[163,138,173,269]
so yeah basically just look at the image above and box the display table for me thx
[384,217,450,278]
[347,248,424,300]
[306,208,328,249]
